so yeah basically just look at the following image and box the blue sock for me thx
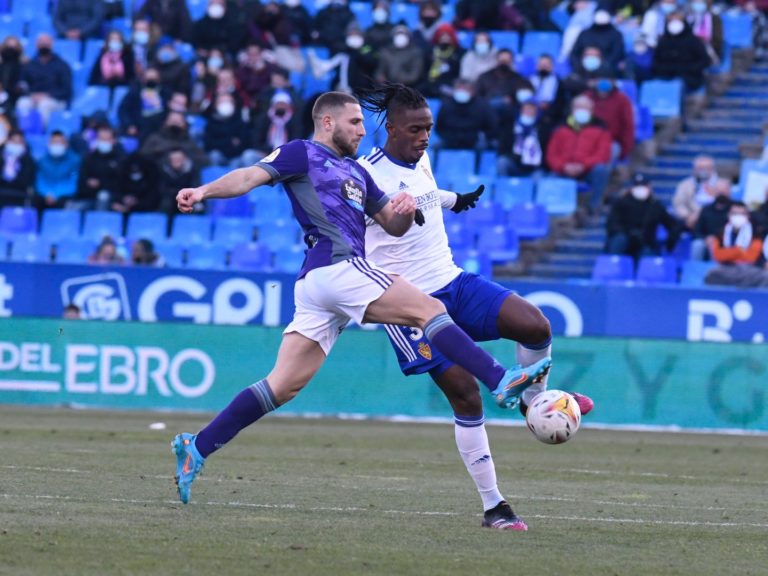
[424,314,506,392]
[195,379,278,458]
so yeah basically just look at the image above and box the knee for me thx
[419,296,447,326]
[525,308,551,345]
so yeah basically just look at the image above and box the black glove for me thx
[414,208,425,226]
[451,184,485,213]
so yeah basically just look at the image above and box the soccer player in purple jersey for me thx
[171,92,551,509]
[357,83,595,530]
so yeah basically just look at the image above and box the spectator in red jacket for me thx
[545,95,612,211]
[584,74,635,162]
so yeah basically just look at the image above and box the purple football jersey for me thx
[255,140,389,278]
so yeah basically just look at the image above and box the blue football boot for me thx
[172,432,205,504]
[492,357,552,409]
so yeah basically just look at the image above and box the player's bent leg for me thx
[266,332,327,404]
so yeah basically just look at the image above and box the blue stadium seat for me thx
[494,177,534,209]
[464,200,506,228]
[40,209,82,241]
[350,1,374,28]
[477,150,498,177]
[125,212,168,241]
[154,241,184,268]
[476,225,519,262]
[450,173,486,195]
[48,109,82,136]
[201,165,229,184]
[391,3,419,28]
[445,220,474,251]
[72,86,111,118]
[81,211,123,242]
[617,79,638,105]
[187,114,207,139]
[13,0,50,22]
[521,31,561,59]
[26,134,48,160]
[27,16,56,42]
[185,243,228,270]
[710,42,732,75]
[636,256,678,285]
[9,235,51,263]
[640,79,683,119]
[253,190,292,225]
[456,30,473,50]
[488,31,520,52]
[722,13,753,49]
[634,105,653,142]
[171,215,212,244]
[535,177,577,215]
[0,206,37,237]
[55,237,95,264]
[212,216,255,246]
[273,244,306,274]
[680,260,716,287]
[55,39,82,64]
[17,108,44,135]
[188,0,208,20]
[207,194,253,217]
[0,237,7,260]
[257,218,301,251]
[452,249,492,277]
[591,254,634,283]
[508,202,549,240]
[0,15,25,39]
[82,39,104,72]
[434,149,476,179]
[229,242,272,271]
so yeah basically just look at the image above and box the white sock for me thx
[454,415,504,511]
[517,341,551,406]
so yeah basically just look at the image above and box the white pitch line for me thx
[3,493,768,530]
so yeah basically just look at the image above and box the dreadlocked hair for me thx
[356,82,428,123]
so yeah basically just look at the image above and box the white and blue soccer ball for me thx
[525,390,581,445]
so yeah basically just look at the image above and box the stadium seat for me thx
[13,0,50,22]
[634,105,654,142]
[488,31,520,52]
[125,212,168,241]
[450,173,486,196]
[82,39,104,72]
[640,79,683,119]
[188,0,208,20]
[521,31,561,59]
[171,215,212,244]
[212,216,255,246]
[207,194,253,217]
[229,242,272,271]
[445,220,474,251]
[0,236,7,260]
[0,15,25,39]
[452,249,492,277]
[477,150,498,177]
[722,13,753,49]
[40,209,82,241]
[9,234,51,263]
[350,1,374,28]
[0,206,37,237]
[617,79,638,105]
[153,241,184,268]
[71,86,111,118]
[591,254,634,283]
[508,202,549,240]
[635,256,678,285]
[391,2,419,28]
[434,149,476,180]
[464,200,506,228]
[252,190,292,225]
[680,260,717,287]
[48,110,82,136]
[535,177,577,215]
[55,39,82,65]
[26,134,48,160]
[17,108,44,135]
[273,244,306,273]
[185,243,228,270]
[81,211,123,243]
[494,177,535,209]
[257,218,301,251]
[476,225,519,262]
[55,237,95,264]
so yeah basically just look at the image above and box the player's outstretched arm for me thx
[372,191,421,237]
[177,166,272,213]
[438,184,486,213]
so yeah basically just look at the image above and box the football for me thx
[525,390,581,444]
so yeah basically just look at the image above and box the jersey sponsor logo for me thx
[417,342,432,360]
[341,178,364,211]
[261,148,281,163]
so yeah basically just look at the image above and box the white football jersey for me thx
[359,147,461,294]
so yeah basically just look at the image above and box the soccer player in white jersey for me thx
[357,83,595,531]
[170,91,551,506]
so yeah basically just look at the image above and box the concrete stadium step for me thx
[527,262,593,279]
[658,144,741,160]
[684,121,761,135]
[552,238,604,254]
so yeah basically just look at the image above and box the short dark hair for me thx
[311,91,360,122]
[357,82,428,123]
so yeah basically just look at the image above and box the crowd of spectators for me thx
[0,0,765,281]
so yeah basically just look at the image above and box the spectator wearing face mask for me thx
[117,67,168,140]
[0,36,24,109]
[141,111,208,171]
[0,130,35,207]
[152,38,192,97]
[17,34,72,124]
[672,155,730,231]
[158,148,200,214]
[314,0,356,54]
[497,100,551,177]
[282,0,314,45]
[252,91,301,156]
[89,31,136,87]
[691,180,732,261]
[75,125,124,211]
[545,95,612,211]
[435,78,496,150]
[475,49,533,113]
[459,32,497,84]
[235,44,275,107]
[111,152,161,214]
[204,93,254,167]
[686,0,723,63]
[528,54,568,128]
[131,19,156,76]
[308,23,378,94]
[562,45,612,101]
[248,1,296,48]
[193,0,245,58]
[412,0,444,51]
[652,12,711,92]
[53,0,105,41]
[376,26,426,88]
[705,201,768,288]
[364,1,395,51]
[422,23,464,98]
[570,9,626,76]
[584,73,634,162]
[605,173,681,261]
[137,0,193,42]
[640,0,679,48]
[35,131,80,209]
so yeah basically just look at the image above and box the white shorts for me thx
[284,257,393,355]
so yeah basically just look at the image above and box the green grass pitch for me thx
[1,406,767,576]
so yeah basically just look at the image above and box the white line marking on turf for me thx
[1,465,90,474]
[3,493,768,530]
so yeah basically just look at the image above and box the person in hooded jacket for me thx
[652,11,711,92]
[111,151,162,214]
[569,8,626,76]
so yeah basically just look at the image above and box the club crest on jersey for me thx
[421,165,432,179]
[341,178,364,211]
[417,342,432,360]
[261,148,281,163]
